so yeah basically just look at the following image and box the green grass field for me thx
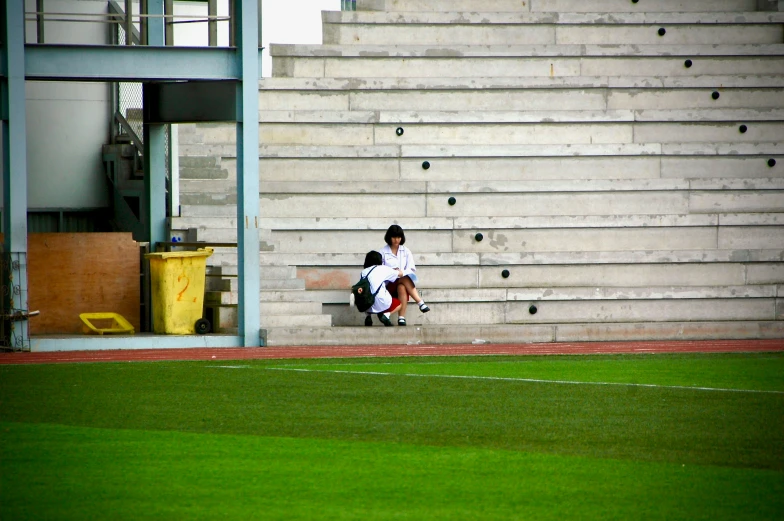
[1,352,783,520]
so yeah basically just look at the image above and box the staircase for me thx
[175,0,784,346]
[102,112,146,241]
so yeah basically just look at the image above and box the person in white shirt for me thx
[360,250,403,327]
[380,225,430,326]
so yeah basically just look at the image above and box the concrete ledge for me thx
[402,144,662,157]
[324,299,776,326]
[262,321,782,346]
[264,324,556,346]
[30,334,244,352]
[269,43,784,57]
[255,144,668,159]
[554,321,784,342]
[508,285,777,300]
[357,0,761,14]
[308,285,778,305]
[259,249,784,266]
[274,56,784,79]
[191,214,723,231]
[662,143,783,155]
[325,11,784,24]
[322,22,781,47]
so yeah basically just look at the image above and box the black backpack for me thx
[352,266,382,312]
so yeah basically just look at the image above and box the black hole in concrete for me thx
[475,233,484,242]
[422,161,430,170]
[739,124,748,133]
[769,158,777,168]
[396,127,404,136]
[712,91,720,100]
[658,27,666,36]
[632,0,639,3]
[529,305,538,315]
[684,59,693,68]
[448,196,456,206]
[502,269,510,278]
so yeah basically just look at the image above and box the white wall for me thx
[8,0,113,209]
[1,0,339,208]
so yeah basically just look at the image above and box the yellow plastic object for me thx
[144,248,213,334]
[80,312,135,335]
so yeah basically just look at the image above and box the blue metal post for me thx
[236,0,261,346]
[1,0,30,350]
[144,0,167,251]
[147,0,165,44]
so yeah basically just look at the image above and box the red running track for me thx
[0,339,783,365]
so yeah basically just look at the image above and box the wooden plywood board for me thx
[23,233,141,334]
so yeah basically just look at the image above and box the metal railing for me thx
[28,0,235,46]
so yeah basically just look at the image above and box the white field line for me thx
[266,367,784,395]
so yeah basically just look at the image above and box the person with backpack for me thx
[354,251,403,327]
[380,224,429,326]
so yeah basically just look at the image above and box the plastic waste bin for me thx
[144,248,213,334]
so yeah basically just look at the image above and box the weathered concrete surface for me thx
[175,0,784,345]
[357,0,759,13]
[323,23,781,47]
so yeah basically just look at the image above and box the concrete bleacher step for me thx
[175,155,780,186]
[262,321,784,347]
[257,86,784,112]
[325,299,780,327]
[332,12,783,24]
[256,76,784,91]
[356,0,777,13]
[270,43,784,78]
[322,11,783,47]
[187,122,784,147]
[262,314,333,327]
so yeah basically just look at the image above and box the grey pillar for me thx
[2,0,31,351]
[236,0,261,346]
[144,1,167,250]
[208,0,218,46]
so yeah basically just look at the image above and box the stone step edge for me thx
[316,285,784,303]
[177,143,783,158]
[249,107,784,122]
[269,43,784,57]
[177,213,784,231]
[210,286,783,306]
[258,76,784,90]
[260,321,784,346]
[323,11,784,25]
[247,249,784,266]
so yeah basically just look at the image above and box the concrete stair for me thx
[176,227,334,334]
[356,0,780,13]
[271,44,784,78]
[176,0,784,345]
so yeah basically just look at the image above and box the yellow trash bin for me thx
[144,248,213,334]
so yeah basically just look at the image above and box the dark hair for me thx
[384,224,406,246]
[363,250,383,268]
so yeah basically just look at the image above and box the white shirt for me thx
[380,244,416,277]
[360,265,400,314]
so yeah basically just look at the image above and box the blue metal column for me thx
[236,0,261,346]
[1,0,30,350]
[143,0,167,250]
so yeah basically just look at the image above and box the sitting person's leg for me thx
[400,276,429,313]
[397,283,409,325]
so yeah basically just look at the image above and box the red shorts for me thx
[383,297,401,314]
[386,280,401,294]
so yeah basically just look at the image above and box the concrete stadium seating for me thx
[173,0,784,345]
